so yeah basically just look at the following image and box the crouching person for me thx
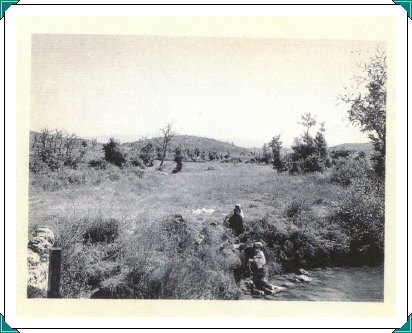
[249,242,275,296]
[224,204,245,237]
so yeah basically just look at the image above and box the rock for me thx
[27,284,46,298]
[271,285,286,292]
[298,268,309,275]
[294,274,312,282]
[27,250,40,266]
[90,288,112,299]
[35,227,55,244]
[281,281,295,288]
[195,234,205,245]
[27,227,55,297]
[27,250,48,293]
[251,289,265,297]
[28,227,55,260]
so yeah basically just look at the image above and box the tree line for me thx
[30,51,386,179]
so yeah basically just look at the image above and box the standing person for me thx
[224,204,245,237]
[249,242,275,296]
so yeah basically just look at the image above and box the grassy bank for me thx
[29,160,384,299]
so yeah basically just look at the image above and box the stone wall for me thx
[27,227,55,298]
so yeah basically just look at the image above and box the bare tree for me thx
[40,128,50,148]
[91,138,98,150]
[64,133,78,159]
[55,130,64,156]
[31,133,38,149]
[159,122,175,169]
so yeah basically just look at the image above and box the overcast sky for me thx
[31,34,383,148]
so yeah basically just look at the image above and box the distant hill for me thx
[329,142,373,153]
[124,135,251,154]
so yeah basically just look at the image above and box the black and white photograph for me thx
[26,30,388,304]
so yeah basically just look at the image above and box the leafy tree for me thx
[339,51,387,177]
[139,141,156,167]
[262,143,272,164]
[208,151,217,161]
[290,114,329,173]
[268,135,284,171]
[314,122,331,167]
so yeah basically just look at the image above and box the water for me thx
[241,265,384,302]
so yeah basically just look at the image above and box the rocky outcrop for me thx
[27,227,55,298]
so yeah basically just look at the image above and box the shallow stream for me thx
[240,265,384,302]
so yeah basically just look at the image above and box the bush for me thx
[83,219,120,244]
[139,142,156,167]
[241,210,352,274]
[330,149,353,161]
[88,159,108,170]
[29,148,63,173]
[330,158,371,186]
[331,178,384,266]
[103,139,126,168]
[130,157,145,169]
[172,147,183,173]
[285,200,309,219]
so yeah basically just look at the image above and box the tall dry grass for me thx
[29,159,383,298]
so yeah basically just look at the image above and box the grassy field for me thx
[29,159,383,299]
[29,161,342,228]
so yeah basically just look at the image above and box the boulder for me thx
[27,227,55,298]
[298,268,309,275]
[27,248,49,296]
[27,284,46,298]
[28,227,55,260]
[294,274,312,282]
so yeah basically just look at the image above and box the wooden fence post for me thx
[47,247,62,298]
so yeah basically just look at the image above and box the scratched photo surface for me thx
[27,34,386,301]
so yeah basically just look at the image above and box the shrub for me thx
[103,138,126,168]
[130,157,145,169]
[289,154,325,174]
[330,158,371,186]
[331,178,384,266]
[83,219,120,244]
[139,142,156,167]
[172,147,183,173]
[285,200,309,219]
[88,159,108,170]
[330,149,353,161]
[29,148,63,173]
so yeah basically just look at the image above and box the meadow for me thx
[28,156,384,299]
